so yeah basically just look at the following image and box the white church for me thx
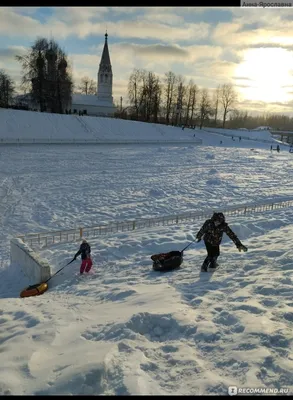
[15,33,117,116]
[71,32,117,117]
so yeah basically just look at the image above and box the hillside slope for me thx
[0,108,281,148]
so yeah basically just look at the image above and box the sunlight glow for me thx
[234,48,293,103]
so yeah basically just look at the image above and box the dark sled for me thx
[151,251,183,272]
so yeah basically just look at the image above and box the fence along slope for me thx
[16,197,293,250]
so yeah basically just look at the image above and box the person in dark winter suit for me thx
[74,239,93,274]
[196,212,247,271]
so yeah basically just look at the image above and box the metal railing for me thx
[16,196,293,249]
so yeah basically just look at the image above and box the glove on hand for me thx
[237,244,248,252]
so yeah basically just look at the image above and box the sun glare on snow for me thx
[235,47,293,103]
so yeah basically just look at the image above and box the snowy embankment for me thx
[0,108,281,148]
[0,109,199,144]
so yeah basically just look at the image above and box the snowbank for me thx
[203,127,273,142]
[0,109,279,147]
[10,238,51,282]
[0,109,201,144]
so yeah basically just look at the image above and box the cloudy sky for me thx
[1,6,293,115]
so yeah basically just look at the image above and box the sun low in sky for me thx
[235,47,293,104]
[1,7,293,115]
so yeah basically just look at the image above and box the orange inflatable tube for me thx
[20,282,48,298]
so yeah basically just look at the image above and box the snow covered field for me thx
[0,113,293,395]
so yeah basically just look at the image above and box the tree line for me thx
[125,69,237,128]
[123,68,293,131]
[0,70,15,108]
[228,110,293,131]
[0,36,293,131]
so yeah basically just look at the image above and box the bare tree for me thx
[78,76,96,95]
[152,76,161,123]
[16,37,73,113]
[0,70,15,108]
[219,83,237,128]
[184,80,192,126]
[174,75,185,125]
[213,85,220,126]
[189,84,198,125]
[128,68,143,120]
[139,71,161,122]
[139,71,149,121]
[198,88,212,129]
[163,71,176,124]
[184,80,198,126]
[128,69,161,122]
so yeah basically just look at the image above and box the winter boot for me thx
[201,257,211,272]
[209,256,219,269]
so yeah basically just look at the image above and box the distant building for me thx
[71,32,117,117]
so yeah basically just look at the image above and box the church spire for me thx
[97,31,113,103]
[100,31,111,66]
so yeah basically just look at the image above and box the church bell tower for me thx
[97,32,113,103]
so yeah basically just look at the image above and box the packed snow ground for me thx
[0,114,293,395]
